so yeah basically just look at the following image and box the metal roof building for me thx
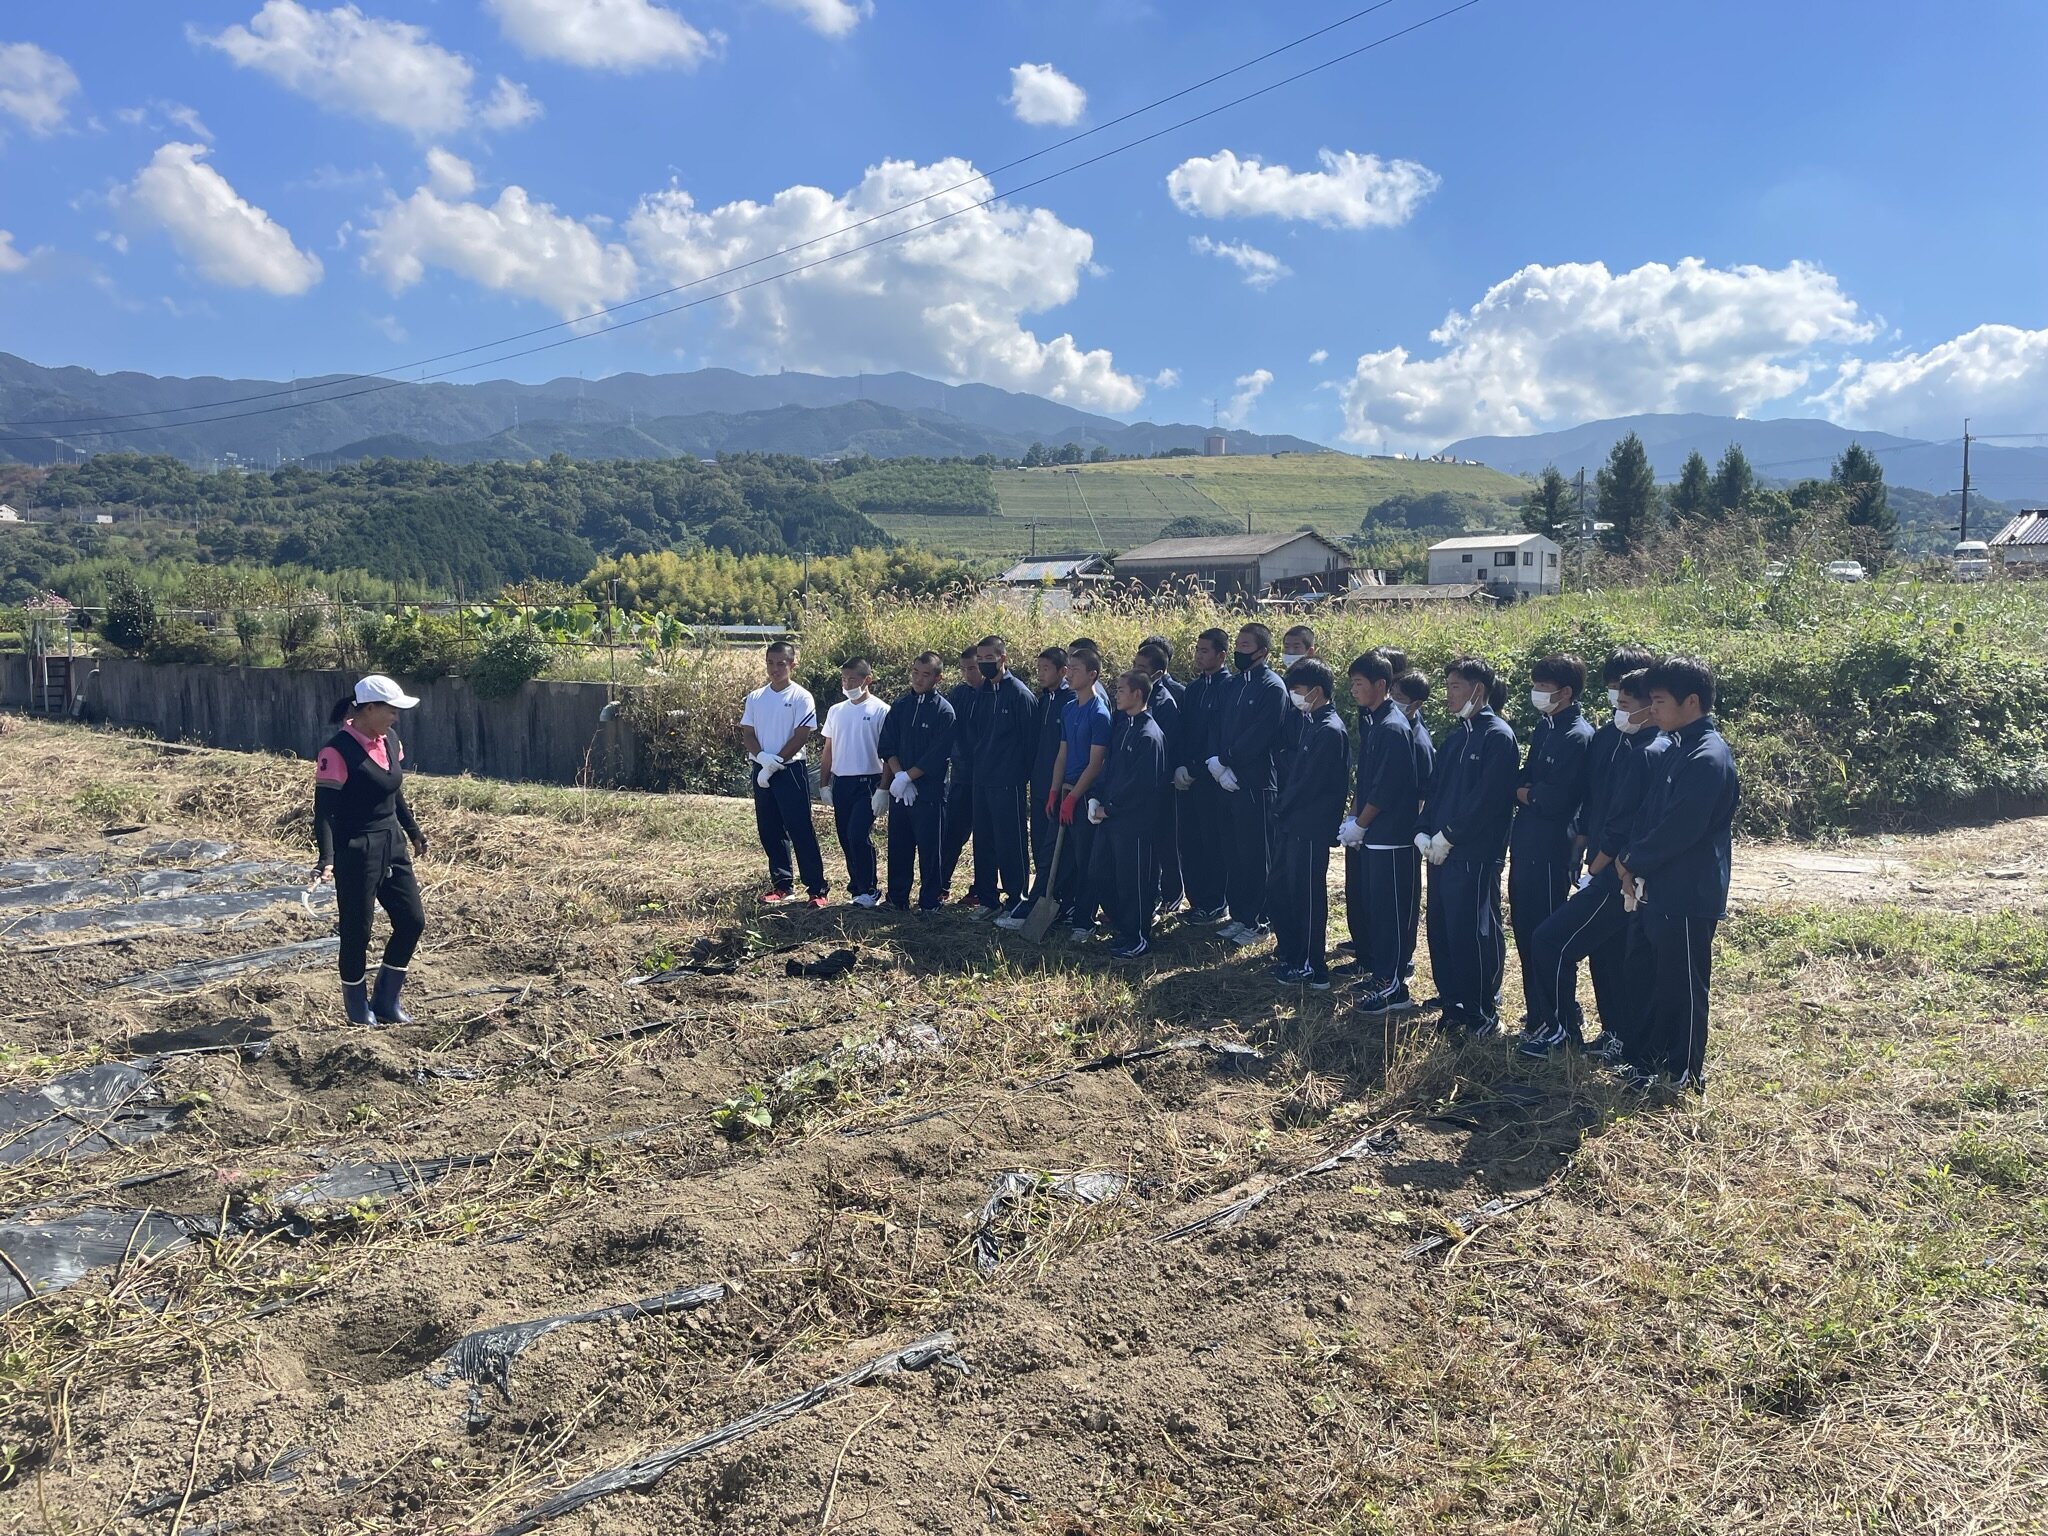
[1110,529,1350,599]
[995,554,1109,585]
[1989,511,2048,564]
[1426,531,1562,595]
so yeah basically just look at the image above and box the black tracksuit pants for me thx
[1403,847,1423,978]
[1509,826,1579,1027]
[1356,844,1413,988]
[1029,787,1058,902]
[752,760,827,897]
[885,786,946,910]
[1269,830,1329,979]
[971,782,1029,908]
[1058,813,1099,926]
[1152,794,1181,910]
[335,825,425,984]
[1178,779,1227,914]
[939,777,974,890]
[829,774,881,899]
[1224,784,1274,929]
[1087,818,1150,944]
[1629,908,1716,1080]
[1426,854,1506,1028]
[1526,877,1630,1038]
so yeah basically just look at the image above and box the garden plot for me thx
[0,717,2042,1536]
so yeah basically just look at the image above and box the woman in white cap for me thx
[312,674,429,1026]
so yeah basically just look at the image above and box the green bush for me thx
[141,618,236,666]
[468,627,557,699]
[360,612,464,679]
[102,573,157,654]
[620,656,754,796]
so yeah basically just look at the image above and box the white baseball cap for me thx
[354,674,420,709]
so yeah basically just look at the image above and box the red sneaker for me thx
[761,889,794,905]
[953,891,980,907]
[807,895,828,910]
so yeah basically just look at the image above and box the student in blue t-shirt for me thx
[999,645,1110,931]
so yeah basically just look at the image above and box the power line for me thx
[0,0,1482,448]
[0,0,1409,433]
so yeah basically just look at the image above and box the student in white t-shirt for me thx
[820,658,891,907]
[738,640,827,906]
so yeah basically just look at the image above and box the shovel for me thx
[1022,823,1067,942]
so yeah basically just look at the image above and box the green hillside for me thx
[867,452,1531,560]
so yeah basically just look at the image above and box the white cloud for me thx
[1815,324,2048,439]
[1007,62,1085,127]
[424,147,476,198]
[362,181,640,321]
[0,41,80,136]
[119,142,323,295]
[762,0,871,37]
[0,229,31,273]
[1188,234,1290,289]
[1152,368,1180,390]
[625,156,1140,409]
[369,311,408,342]
[1167,148,1437,229]
[1221,368,1272,428]
[118,100,215,142]
[1308,348,1328,365]
[198,2,539,139]
[485,0,716,72]
[1337,257,1876,451]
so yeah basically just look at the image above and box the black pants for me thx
[1224,784,1274,929]
[1426,854,1506,1028]
[1509,827,1578,1027]
[1088,818,1150,943]
[1357,844,1413,986]
[753,760,827,897]
[830,774,881,898]
[1152,793,1182,909]
[1526,877,1630,1037]
[1586,920,1635,1043]
[939,777,974,891]
[335,825,424,984]
[1403,847,1423,978]
[1028,783,1058,901]
[885,786,946,909]
[971,782,1029,908]
[1058,812,1099,926]
[1178,778,1226,914]
[1269,830,1330,979]
[1630,908,1716,1079]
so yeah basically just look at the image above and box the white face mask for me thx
[1289,690,1315,713]
[1615,708,1650,736]
[1530,689,1555,713]
[1606,688,1622,710]
[1455,694,1479,720]
[845,685,867,701]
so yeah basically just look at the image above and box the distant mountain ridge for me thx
[1443,412,2048,505]
[0,353,1324,466]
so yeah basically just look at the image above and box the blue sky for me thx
[2,0,2044,449]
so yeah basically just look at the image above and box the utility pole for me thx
[1027,521,1037,558]
[1959,419,1972,544]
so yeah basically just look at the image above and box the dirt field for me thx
[1,718,2042,1535]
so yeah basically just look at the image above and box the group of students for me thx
[739,624,1740,1092]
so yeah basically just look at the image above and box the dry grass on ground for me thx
[0,717,2043,1535]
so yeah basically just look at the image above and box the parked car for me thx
[1824,559,1867,583]
[1763,561,1789,584]
[1953,540,1993,583]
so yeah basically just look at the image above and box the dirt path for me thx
[1730,815,2047,915]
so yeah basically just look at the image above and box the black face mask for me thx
[978,661,999,680]
[1233,650,1258,672]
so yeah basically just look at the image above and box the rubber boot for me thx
[342,979,376,1027]
[370,966,413,1025]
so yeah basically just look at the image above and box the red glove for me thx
[1058,792,1080,826]
[1045,786,1061,817]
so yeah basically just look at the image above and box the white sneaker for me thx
[993,910,1028,931]
[852,893,879,908]
[1228,924,1266,948]
[1215,921,1247,943]
[1068,926,1094,944]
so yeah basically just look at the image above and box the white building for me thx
[0,504,20,523]
[1426,532,1562,596]
[1988,510,2048,568]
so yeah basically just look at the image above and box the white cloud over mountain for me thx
[1221,368,1272,427]
[362,181,639,320]
[119,141,323,295]
[198,2,539,139]
[1167,149,1437,229]
[1815,323,2048,439]
[1338,258,1877,450]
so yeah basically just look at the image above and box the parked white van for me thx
[1953,540,1992,582]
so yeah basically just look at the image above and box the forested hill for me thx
[0,353,1323,465]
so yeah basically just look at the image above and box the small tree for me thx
[1595,433,1657,553]
[1520,465,1572,535]
[103,573,158,653]
[1831,441,1894,547]
[1670,450,1714,524]
[1711,443,1755,517]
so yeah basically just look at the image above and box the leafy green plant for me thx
[467,626,557,699]
[101,572,157,653]
[360,611,463,679]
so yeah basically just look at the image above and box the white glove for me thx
[1218,767,1240,794]
[871,787,890,817]
[1574,871,1593,892]
[756,765,776,788]
[1622,877,1641,913]
[1172,765,1193,792]
[901,780,919,807]
[753,750,784,776]
[1413,832,1433,856]
[1087,798,1106,825]
[889,770,912,801]
[1205,755,1226,785]
[1426,832,1452,867]
[1337,816,1363,848]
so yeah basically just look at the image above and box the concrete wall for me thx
[0,655,639,786]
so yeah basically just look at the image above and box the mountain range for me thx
[0,353,1323,466]
[1443,412,2048,506]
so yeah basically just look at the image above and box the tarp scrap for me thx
[128,1446,311,1518]
[115,939,339,994]
[785,948,858,981]
[1158,1122,1403,1244]
[972,1172,1132,1272]
[1050,1035,1266,1084]
[0,1206,199,1310]
[0,857,97,886]
[4,886,315,938]
[139,839,236,864]
[125,1017,276,1061]
[0,1061,182,1166]
[428,1283,727,1416]
[272,1154,490,1215]
[488,1333,968,1536]
[1401,1188,1550,1261]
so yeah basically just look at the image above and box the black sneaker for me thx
[1515,1020,1566,1059]
[1334,940,1356,955]
[1463,1017,1502,1042]
[1667,1070,1708,1098]
[1584,1032,1626,1062]
[1110,938,1150,961]
[1611,1063,1657,1094]
[1194,906,1233,926]
[1354,979,1410,1016]
[1304,973,1332,993]
[1270,961,1311,984]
